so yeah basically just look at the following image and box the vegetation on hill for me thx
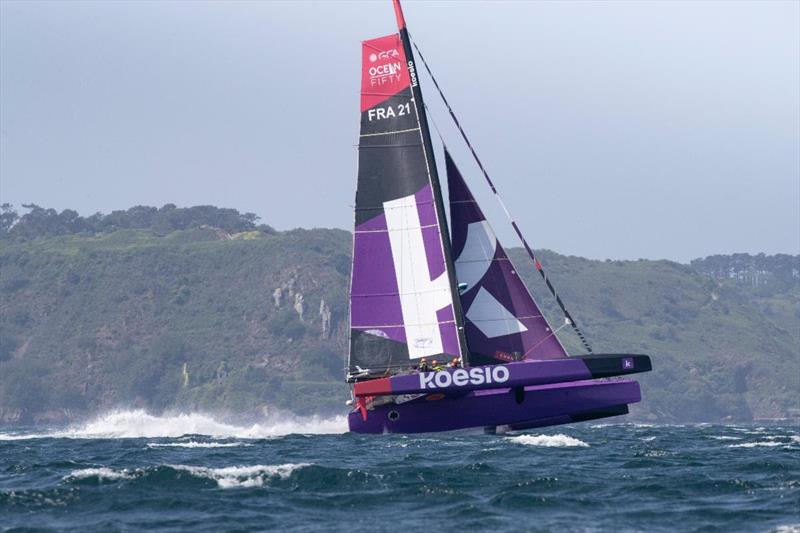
[0,204,797,424]
[511,250,798,422]
[0,203,273,242]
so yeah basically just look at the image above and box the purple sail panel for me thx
[350,184,461,371]
[446,151,568,362]
[350,213,406,345]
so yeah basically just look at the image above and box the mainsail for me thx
[348,29,466,378]
[447,151,568,364]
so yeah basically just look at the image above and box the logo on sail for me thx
[368,61,403,87]
[419,366,510,389]
[413,337,433,349]
[367,49,403,87]
[369,49,400,63]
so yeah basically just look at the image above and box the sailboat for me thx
[347,0,652,434]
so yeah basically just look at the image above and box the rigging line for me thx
[522,322,570,359]
[423,101,447,145]
[410,36,594,355]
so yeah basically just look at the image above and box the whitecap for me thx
[729,435,800,449]
[638,449,675,458]
[172,463,310,489]
[508,434,589,448]
[146,441,251,449]
[4,409,348,440]
[708,436,741,441]
[0,432,51,441]
[728,441,784,448]
[64,467,135,481]
[765,435,800,443]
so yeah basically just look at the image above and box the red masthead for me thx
[392,0,407,30]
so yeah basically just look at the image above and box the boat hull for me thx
[348,379,641,434]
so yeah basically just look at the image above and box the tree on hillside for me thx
[0,204,18,236]
[0,203,271,241]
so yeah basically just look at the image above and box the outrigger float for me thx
[347,0,652,434]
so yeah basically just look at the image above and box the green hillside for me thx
[0,205,797,424]
[510,250,798,422]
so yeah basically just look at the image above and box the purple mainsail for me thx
[348,35,465,378]
[447,151,568,363]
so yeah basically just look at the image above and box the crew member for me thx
[448,357,460,368]
[431,359,445,371]
[418,358,429,373]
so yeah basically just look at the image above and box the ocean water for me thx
[1,411,798,532]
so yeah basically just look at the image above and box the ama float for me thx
[347,0,652,434]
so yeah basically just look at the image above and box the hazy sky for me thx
[1,0,798,262]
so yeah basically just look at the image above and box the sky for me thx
[1,0,798,262]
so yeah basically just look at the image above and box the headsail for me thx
[348,32,465,379]
[447,151,568,364]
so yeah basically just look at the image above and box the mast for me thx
[391,0,470,364]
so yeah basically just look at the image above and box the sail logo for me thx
[419,366,510,389]
[413,337,433,349]
[407,60,418,88]
[368,49,400,63]
[368,62,403,87]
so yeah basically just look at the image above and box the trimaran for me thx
[347,0,652,433]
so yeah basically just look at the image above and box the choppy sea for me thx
[1,410,797,532]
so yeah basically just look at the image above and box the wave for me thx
[729,441,788,449]
[66,467,136,481]
[1,409,348,440]
[507,434,589,448]
[0,432,53,441]
[146,441,251,449]
[635,449,675,458]
[727,435,799,449]
[172,463,309,488]
[63,463,310,489]
[590,422,655,429]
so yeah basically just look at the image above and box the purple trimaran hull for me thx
[349,379,641,434]
[348,354,650,433]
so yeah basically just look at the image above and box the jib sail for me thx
[348,29,466,380]
[447,151,568,364]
